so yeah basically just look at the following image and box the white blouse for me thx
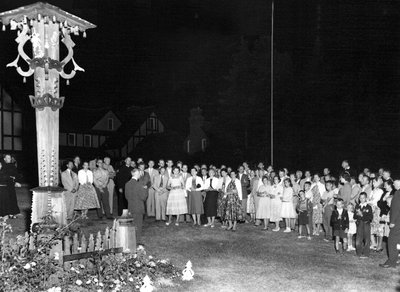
[78,169,93,185]
[185,176,204,192]
[219,176,231,192]
[204,177,221,190]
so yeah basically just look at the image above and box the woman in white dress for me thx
[256,176,272,230]
[281,178,297,232]
[270,176,283,231]
[75,161,100,219]
[166,167,187,226]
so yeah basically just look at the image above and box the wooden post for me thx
[0,2,96,229]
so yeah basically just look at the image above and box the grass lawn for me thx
[6,187,400,291]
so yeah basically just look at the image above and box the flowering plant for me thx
[0,216,182,291]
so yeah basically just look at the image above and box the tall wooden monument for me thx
[0,2,95,227]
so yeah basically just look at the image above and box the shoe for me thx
[203,224,210,227]
[272,228,280,232]
[298,235,305,239]
[360,256,368,259]
[323,238,330,242]
[307,236,312,240]
[263,227,269,230]
[211,224,215,228]
[166,222,171,226]
[175,222,179,226]
[221,225,227,229]
[379,263,396,268]
[375,248,383,253]
[226,226,233,231]
[283,228,291,233]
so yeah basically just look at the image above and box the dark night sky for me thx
[0,0,399,172]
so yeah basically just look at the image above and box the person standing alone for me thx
[125,168,148,245]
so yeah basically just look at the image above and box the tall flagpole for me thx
[270,0,274,166]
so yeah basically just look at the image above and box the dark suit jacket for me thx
[239,173,250,199]
[116,165,133,190]
[354,203,373,223]
[125,178,148,215]
[331,209,349,231]
[390,190,400,231]
[139,171,151,189]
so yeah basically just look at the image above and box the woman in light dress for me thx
[75,161,100,219]
[281,178,297,232]
[368,177,384,250]
[256,176,272,230]
[166,167,187,226]
[270,176,283,231]
[186,168,205,226]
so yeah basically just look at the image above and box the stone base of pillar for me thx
[31,186,67,231]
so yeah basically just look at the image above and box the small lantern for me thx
[115,209,136,252]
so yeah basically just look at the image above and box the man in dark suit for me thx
[238,165,250,222]
[116,157,133,216]
[380,180,400,268]
[125,168,148,245]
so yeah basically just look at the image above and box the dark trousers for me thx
[133,213,144,244]
[95,187,111,218]
[386,229,400,266]
[356,221,371,256]
[118,190,128,216]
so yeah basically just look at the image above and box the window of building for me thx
[187,140,190,153]
[149,117,156,130]
[68,133,76,146]
[0,91,23,151]
[108,118,114,130]
[201,138,207,152]
[84,135,91,147]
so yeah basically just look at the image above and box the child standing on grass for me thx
[347,203,356,251]
[296,190,312,240]
[354,192,373,258]
[331,199,349,253]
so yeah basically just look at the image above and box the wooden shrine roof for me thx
[0,2,96,31]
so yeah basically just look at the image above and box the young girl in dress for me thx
[347,203,356,251]
[256,176,272,230]
[270,176,283,232]
[296,190,312,240]
[281,178,297,233]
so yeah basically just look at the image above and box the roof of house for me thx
[59,105,118,133]
[101,105,161,149]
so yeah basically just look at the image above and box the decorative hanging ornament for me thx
[2,24,5,31]
[23,77,26,83]
[66,80,70,85]
[83,31,86,38]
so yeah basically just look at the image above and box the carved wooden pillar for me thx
[0,2,95,228]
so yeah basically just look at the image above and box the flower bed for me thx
[0,217,182,291]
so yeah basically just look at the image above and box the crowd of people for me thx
[1,153,399,269]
